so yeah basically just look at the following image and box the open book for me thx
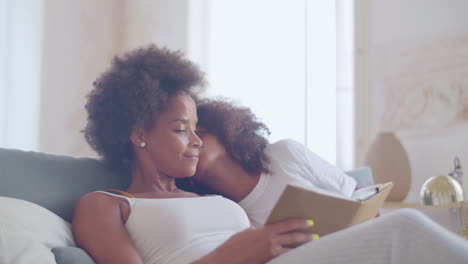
[265,182,394,236]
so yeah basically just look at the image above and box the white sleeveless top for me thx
[98,192,250,264]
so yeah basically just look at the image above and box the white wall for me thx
[121,0,189,52]
[355,0,468,202]
[38,0,190,157]
[39,0,122,157]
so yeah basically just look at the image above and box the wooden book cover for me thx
[265,182,394,236]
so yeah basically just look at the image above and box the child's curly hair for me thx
[84,44,205,169]
[197,98,271,175]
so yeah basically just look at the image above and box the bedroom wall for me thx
[38,0,189,157]
[39,0,122,157]
[355,0,468,202]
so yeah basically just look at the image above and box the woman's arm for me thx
[193,218,313,264]
[72,192,143,264]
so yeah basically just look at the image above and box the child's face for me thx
[192,127,227,183]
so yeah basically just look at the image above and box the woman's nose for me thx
[192,131,203,148]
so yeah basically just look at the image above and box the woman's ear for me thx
[130,126,146,147]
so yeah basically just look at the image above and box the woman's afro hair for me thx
[84,44,205,168]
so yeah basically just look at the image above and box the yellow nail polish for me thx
[307,219,315,227]
[312,234,320,240]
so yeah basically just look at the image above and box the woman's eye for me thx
[195,131,204,137]
[175,129,187,134]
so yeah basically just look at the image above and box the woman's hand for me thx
[194,218,315,264]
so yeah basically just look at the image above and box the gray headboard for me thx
[0,148,130,223]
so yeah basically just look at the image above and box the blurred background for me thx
[1,0,467,202]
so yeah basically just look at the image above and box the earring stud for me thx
[139,142,146,148]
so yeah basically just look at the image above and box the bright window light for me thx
[191,0,339,164]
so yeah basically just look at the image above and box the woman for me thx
[188,98,358,227]
[74,45,468,264]
[73,45,314,264]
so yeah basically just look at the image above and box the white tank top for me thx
[97,192,250,264]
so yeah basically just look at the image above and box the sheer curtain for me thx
[336,0,355,170]
[0,0,43,151]
[306,0,337,165]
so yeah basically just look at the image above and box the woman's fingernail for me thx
[307,219,315,227]
[312,233,320,240]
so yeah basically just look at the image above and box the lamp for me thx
[420,175,463,205]
[420,157,468,238]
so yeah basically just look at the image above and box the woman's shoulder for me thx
[78,191,121,203]
[74,191,124,217]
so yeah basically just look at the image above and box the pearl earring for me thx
[139,142,146,148]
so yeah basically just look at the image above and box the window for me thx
[188,0,346,166]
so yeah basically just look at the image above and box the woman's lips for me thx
[184,155,199,160]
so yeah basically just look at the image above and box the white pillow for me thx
[0,197,75,264]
